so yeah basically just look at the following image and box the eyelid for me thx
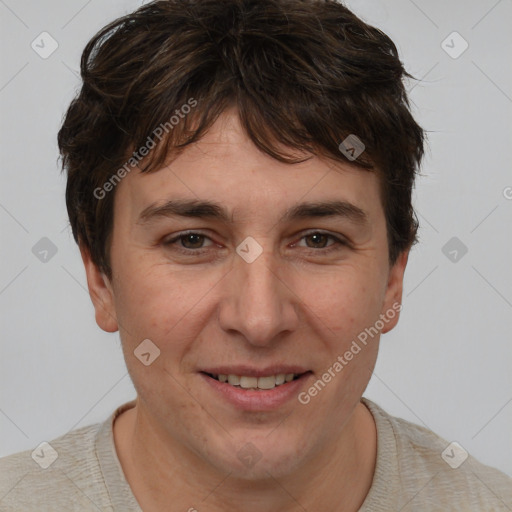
[163,230,215,246]
[291,230,349,250]
[163,229,349,254]
[294,229,347,243]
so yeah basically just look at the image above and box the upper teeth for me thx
[216,373,296,389]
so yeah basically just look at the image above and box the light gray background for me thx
[1,0,511,477]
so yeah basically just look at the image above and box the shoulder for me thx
[0,422,109,512]
[362,398,512,511]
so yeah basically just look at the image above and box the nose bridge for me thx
[219,246,298,345]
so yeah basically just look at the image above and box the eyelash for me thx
[163,230,348,256]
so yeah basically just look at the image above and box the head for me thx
[58,0,424,479]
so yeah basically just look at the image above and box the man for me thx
[1,0,510,510]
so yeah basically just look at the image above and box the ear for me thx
[79,244,119,333]
[380,249,409,334]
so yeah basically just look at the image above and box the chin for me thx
[204,430,308,480]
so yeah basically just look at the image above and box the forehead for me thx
[116,109,383,226]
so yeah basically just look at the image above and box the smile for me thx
[200,370,313,411]
[206,373,302,390]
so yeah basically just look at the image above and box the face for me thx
[82,108,407,479]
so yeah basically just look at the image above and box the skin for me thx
[81,107,409,511]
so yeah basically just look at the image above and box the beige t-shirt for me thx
[1,398,511,511]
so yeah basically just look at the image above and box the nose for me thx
[217,245,300,347]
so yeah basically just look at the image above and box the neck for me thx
[113,400,377,512]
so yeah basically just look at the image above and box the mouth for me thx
[202,372,306,390]
[199,367,313,410]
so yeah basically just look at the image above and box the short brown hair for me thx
[58,0,424,279]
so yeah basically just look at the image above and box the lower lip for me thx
[200,372,313,411]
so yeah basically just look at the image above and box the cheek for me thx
[299,265,385,338]
[112,263,218,353]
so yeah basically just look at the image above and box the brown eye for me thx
[293,231,348,254]
[180,233,206,249]
[304,233,331,248]
[163,231,214,253]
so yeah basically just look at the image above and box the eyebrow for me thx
[137,198,368,225]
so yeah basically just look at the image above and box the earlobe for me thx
[79,245,119,333]
[380,249,409,334]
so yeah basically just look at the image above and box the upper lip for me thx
[201,366,310,377]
